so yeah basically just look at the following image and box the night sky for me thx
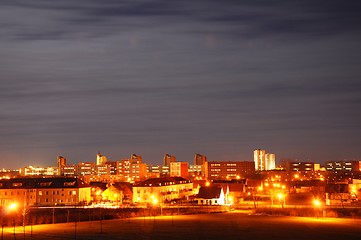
[1,0,361,169]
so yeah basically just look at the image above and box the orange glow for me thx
[313,199,321,207]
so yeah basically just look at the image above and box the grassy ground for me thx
[2,211,361,240]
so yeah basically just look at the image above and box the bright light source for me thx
[227,196,233,205]
[9,203,17,210]
[313,199,321,207]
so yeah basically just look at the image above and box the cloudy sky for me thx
[1,0,361,168]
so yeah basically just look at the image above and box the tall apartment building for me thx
[118,154,146,182]
[194,154,207,165]
[208,161,255,180]
[130,154,142,163]
[170,162,189,179]
[265,153,276,170]
[254,149,276,171]
[163,154,176,166]
[57,156,66,176]
[96,152,107,165]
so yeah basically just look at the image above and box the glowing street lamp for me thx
[8,203,17,237]
[277,193,284,208]
[313,199,321,208]
[227,196,234,206]
[313,199,322,218]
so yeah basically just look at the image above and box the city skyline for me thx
[1,1,361,168]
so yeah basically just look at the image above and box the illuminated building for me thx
[189,165,202,174]
[146,165,170,178]
[286,162,315,171]
[326,160,361,172]
[96,152,107,165]
[208,161,255,180]
[62,165,78,176]
[265,153,276,170]
[105,161,117,175]
[118,154,147,182]
[195,185,226,205]
[170,162,189,179]
[132,177,193,204]
[192,154,208,179]
[254,149,276,171]
[96,164,110,176]
[101,185,123,204]
[19,166,59,176]
[163,154,176,167]
[0,177,91,207]
[78,162,96,175]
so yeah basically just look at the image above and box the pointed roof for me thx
[197,186,222,199]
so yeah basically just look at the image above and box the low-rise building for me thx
[0,177,91,207]
[195,185,226,205]
[132,177,193,204]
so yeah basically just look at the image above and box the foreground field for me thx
[2,211,361,239]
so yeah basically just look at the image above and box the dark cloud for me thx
[0,1,361,168]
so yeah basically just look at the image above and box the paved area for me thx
[2,211,361,239]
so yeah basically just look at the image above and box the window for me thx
[64,181,76,186]
[39,182,52,187]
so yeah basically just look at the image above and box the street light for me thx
[8,203,17,237]
[277,193,284,208]
[313,199,322,218]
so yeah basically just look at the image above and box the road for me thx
[2,211,361,239]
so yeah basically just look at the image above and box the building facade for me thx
[0,177,91,207]
[254,149,276,171]
[194,154,207,165]
[208,161,255,180]
[326,161,361,172]
[132,177,193,204]
[163,154,176,167]
[170,162,189,179]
